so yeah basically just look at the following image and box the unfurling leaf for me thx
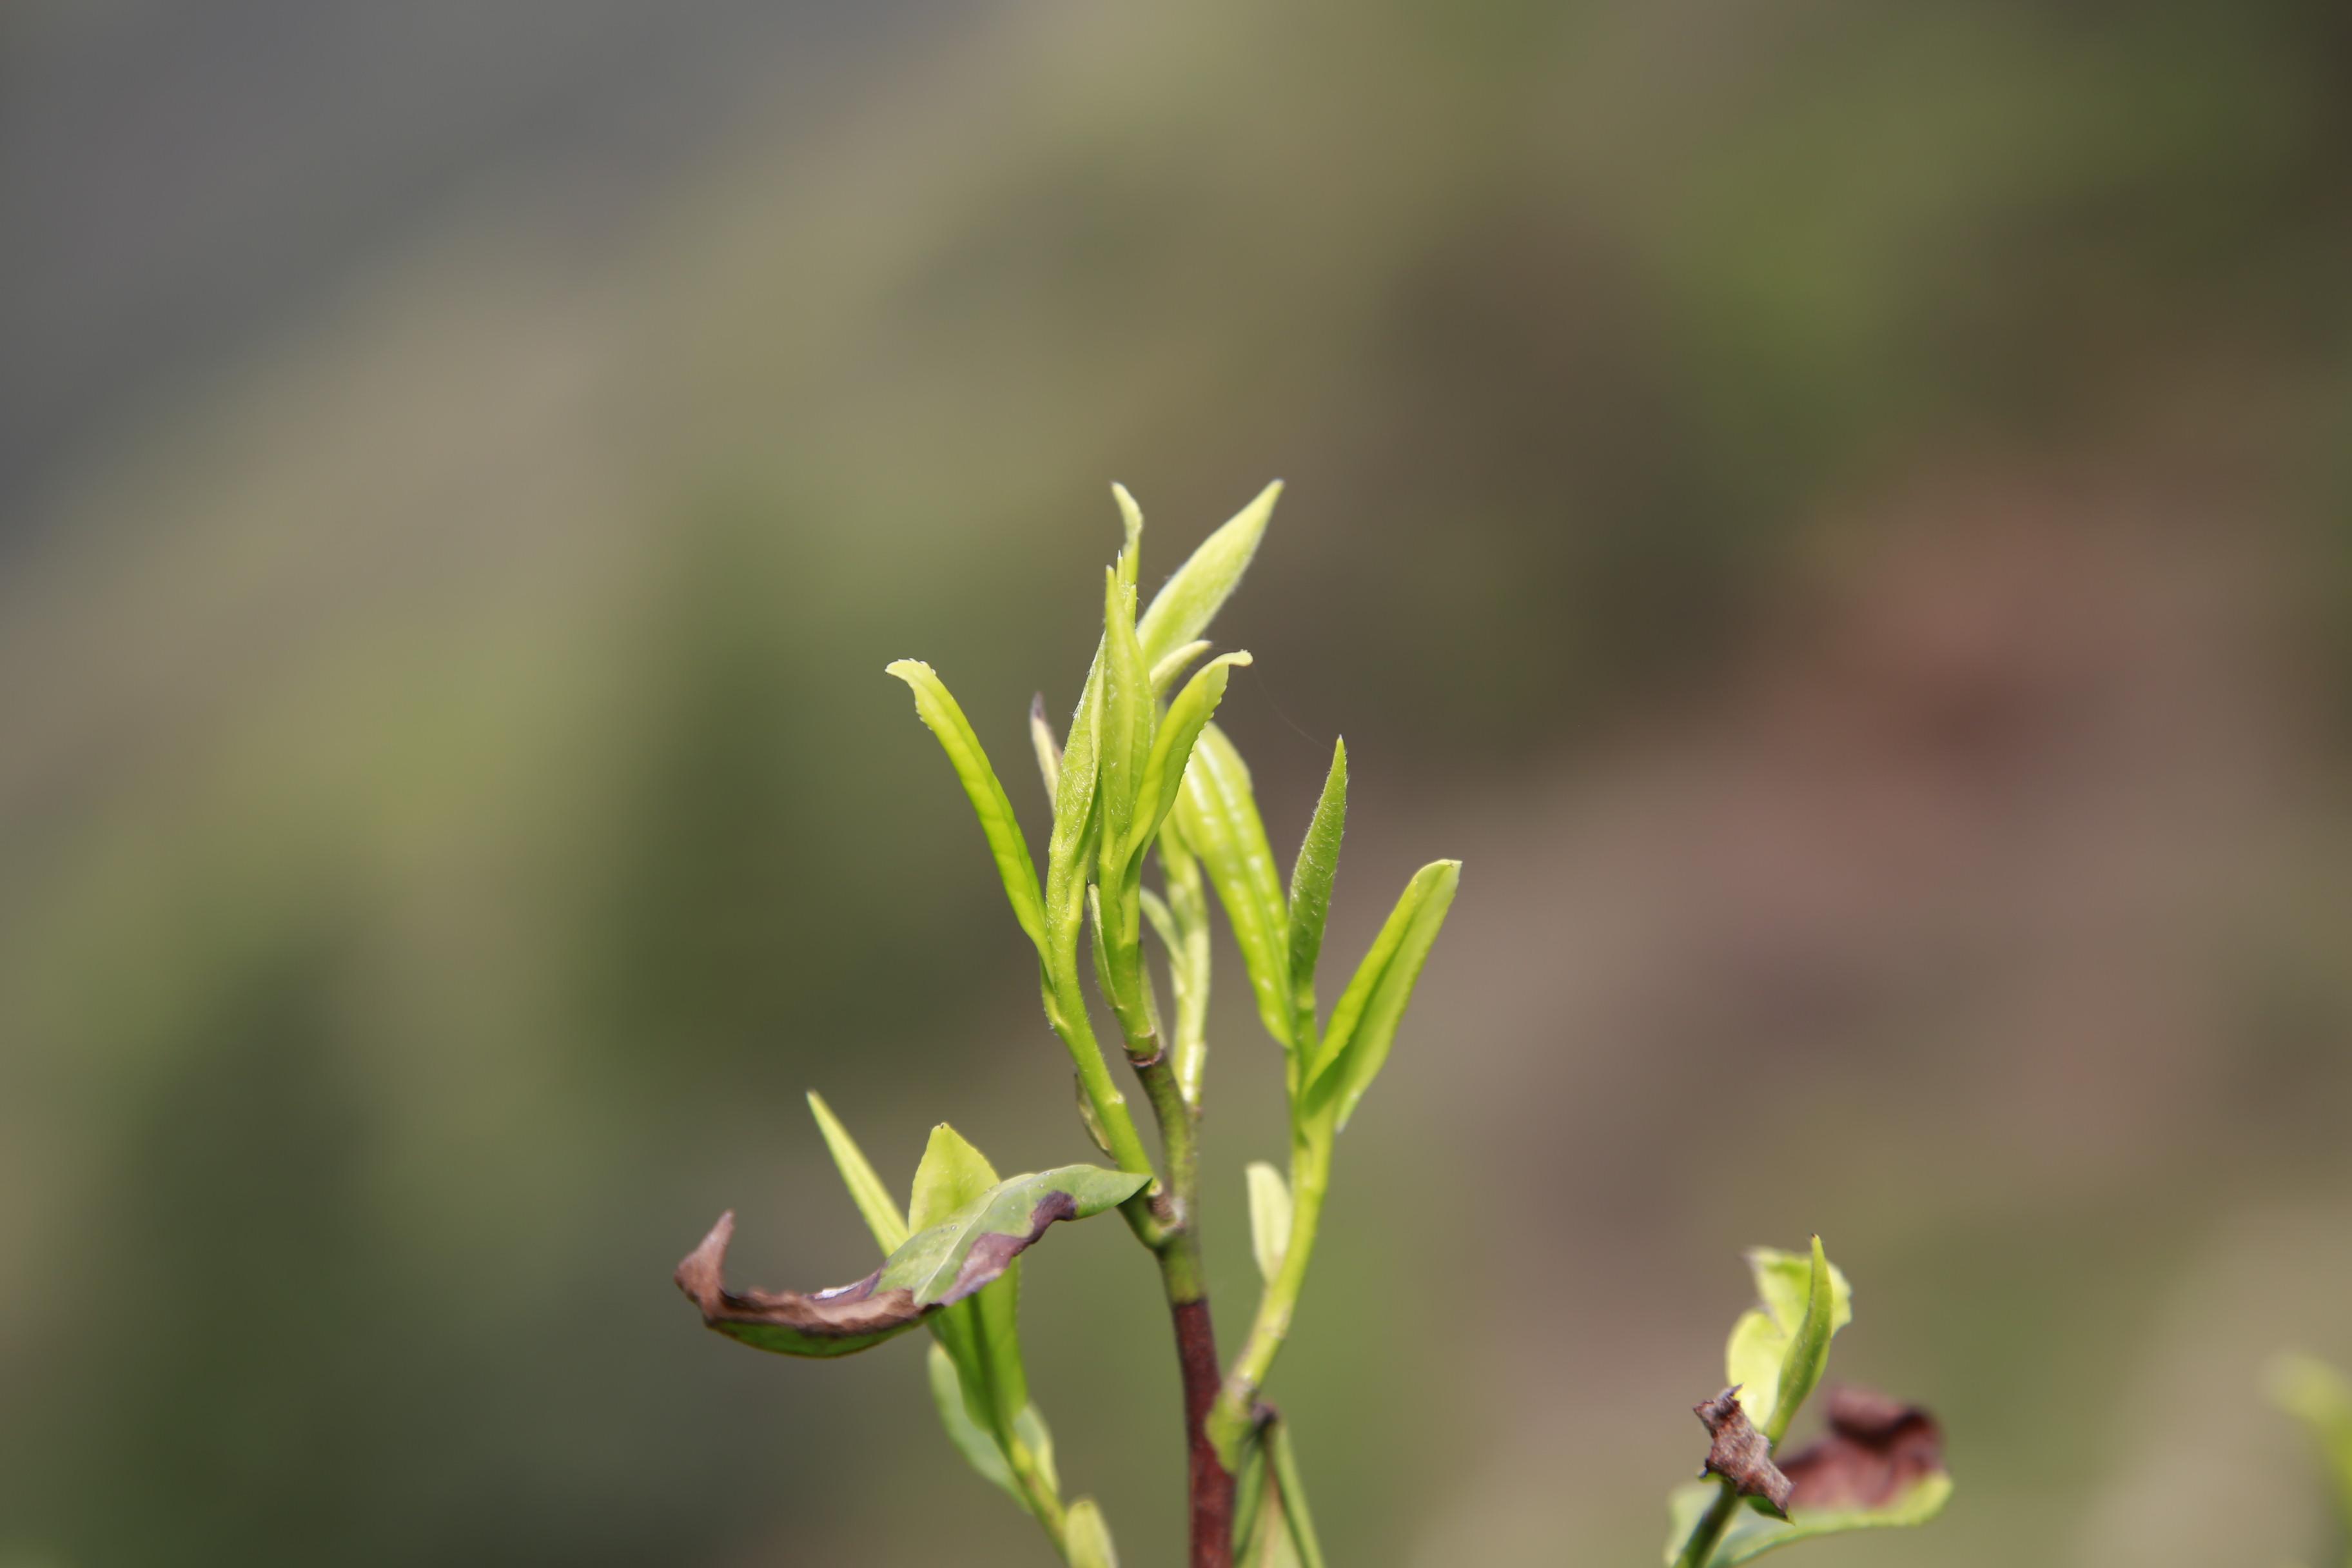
[1725,1240,1852,1436]
[1044,658,1107,971]
[1695,1387,1792,1516]
[1030,692,1061,801]
[1665,1387,1951,1567]
[805,1092,909,1253]
[1155,817,1214,1101]
[885,660,1046,957]
[929,1342,1018,1498]
[908,1124,1031,1427]
[675,1165,1148,1357]
[1135,480,1280,665]
[1304,859,1460,1129]
[1150,638,1212,694]
[1073,1075,1115,1157]
[1247,1161,1293,1283]
[909,1122,1000,1231]
[1120,651,1250,877]
[1099,569,1152,876]
[1173,722,1292,1049]
[1285,738,1347,1043]
[1065,1496,1121,1568]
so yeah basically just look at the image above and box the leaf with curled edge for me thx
[674,1164,1149,1357]
[1725,1240,1852,1436]
[1665,1387,1951,1567]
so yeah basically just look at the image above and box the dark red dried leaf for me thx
[1779,1386,1946,1511]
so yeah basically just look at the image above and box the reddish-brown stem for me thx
[1171,1294,1235,1568]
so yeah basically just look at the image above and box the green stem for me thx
[1671,1480,1742,1568]
[1041,962,1158,1186]
[1121,1019,1233,1568]
[1207,1131,1330,1465]
[1001,1428,1070,1556]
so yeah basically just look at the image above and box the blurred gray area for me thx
[0,0,941,523]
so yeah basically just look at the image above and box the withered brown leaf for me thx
[1695,1387,1794,1516]
[1778,1386,1946,1511]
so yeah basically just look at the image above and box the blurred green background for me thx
[4,1,2351,1563]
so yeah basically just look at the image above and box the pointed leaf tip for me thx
[886,660,1047,955]
[1306,858,1460,1128]
[1285,738,1349,1039]
[1135,480,1281,663]
[806,1092,909,1253]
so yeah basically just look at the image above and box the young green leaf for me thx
[1135,480,1281,665]
[1030,692,1061,801]
[805,1092,909,1253]
[908,1124,1032,1427]
[928,1341,1019,1499]
[1246,1161,1293,1283]
[1065,1497,1121,1568]
[1119,651,1251,876]
[1043,669,1106,970]
[1098,570,1152,874]
[1157,819,1214,1101]
[909,1122,1001,1231]
[1112,482,1144,583]
[1173,722,1293,1049]
[1304,859,1461,1129]
[1725,1243,1853,1435]
[675,1165,1149,1357]
[1150,638,1212,694]
[1665,1389,1951,1567]
[885,660,1046,957]
[1285,738,1347,1043]
[1767,1237,1836,1444]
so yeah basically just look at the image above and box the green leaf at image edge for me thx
[1662,1474,1953,1567]
[2267,1352,2352,1520]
